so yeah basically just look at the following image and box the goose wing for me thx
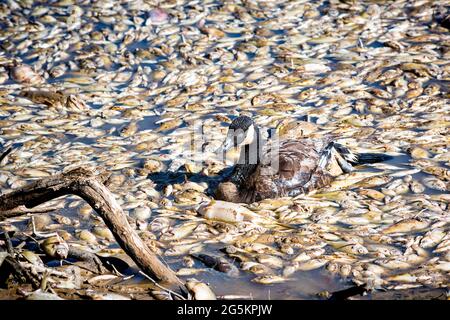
[245,138,334,200]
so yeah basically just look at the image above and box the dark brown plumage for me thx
[216,137,335,203]
[216,116,391,204]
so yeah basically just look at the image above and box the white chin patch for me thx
[240,124,255,146]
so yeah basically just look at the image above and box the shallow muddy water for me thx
[0,0,449,300]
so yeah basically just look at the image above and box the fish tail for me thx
[275,222,297,230]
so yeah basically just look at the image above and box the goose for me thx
[215,115,391,203]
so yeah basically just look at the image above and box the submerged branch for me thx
[0,168,183,288]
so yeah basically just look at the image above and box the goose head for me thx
[220,116,257,152]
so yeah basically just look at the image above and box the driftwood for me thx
[0,168,183,289]
[0,205,58,220]
[0,255,41,289]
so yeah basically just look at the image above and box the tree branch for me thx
[0,168,183,288]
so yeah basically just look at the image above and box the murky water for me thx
[0,0,449,300]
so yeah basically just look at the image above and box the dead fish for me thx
[381,219,430,235]
[26,289,64,300]
[161,222,198,241]
[10,63,44,85]
[375,259,411,270]
[191,253,239,276]
[119,122,139,137]
[420,229,446,249]
[294,259,328,271]
[197,200,250,223]
[185,279,216,300]
[176,268,207,276]
[40,235,69,259]
[147,8,169,25]
[252,275,287,284]
[86,292,131,300]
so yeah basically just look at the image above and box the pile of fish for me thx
[0,0,449,299]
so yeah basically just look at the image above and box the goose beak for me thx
[219,136,234,153]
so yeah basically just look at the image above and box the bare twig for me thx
[0,205,58,221]
[3,232,14,255]
[139,271,187,300]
